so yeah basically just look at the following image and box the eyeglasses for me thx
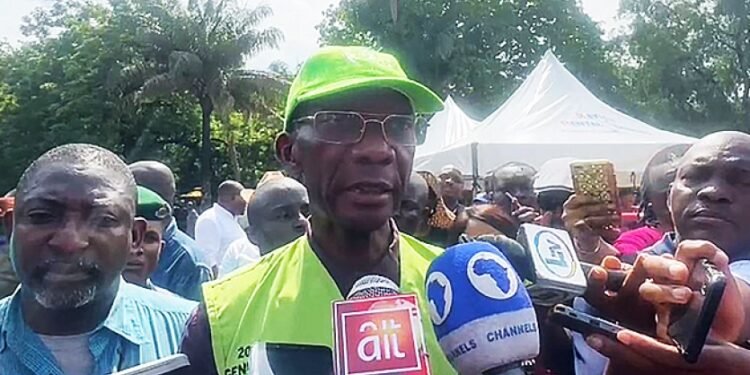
[291,111,422,146]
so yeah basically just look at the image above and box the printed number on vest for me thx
[236,345,251,359]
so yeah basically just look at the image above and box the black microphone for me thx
[466,223,589,306]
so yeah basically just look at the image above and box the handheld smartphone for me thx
[570,160,620,218]
[548,304,624,340]
[667,259,726,363]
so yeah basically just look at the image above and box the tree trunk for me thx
[227,130,241,181]
[200,96,214,203]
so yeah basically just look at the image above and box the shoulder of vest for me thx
[398,233,445,258]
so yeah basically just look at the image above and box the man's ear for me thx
[276,133,302,179]
[246,225,260,246]
[157,240,165,263]
[2,212,13,241]
[132,218,147,250]
[666,182,674,213]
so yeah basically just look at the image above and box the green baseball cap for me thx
[137,186,172,221]
[283,46,444,131]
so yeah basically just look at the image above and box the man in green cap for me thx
[181,46,454,374]
[122,186,176,294]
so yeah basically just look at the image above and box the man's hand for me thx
[584,256,656,333]
[563,194,621,242]
[508,194,539,223]
[585,330,750,375]
[571,220,620,264]
[637,240,749,343]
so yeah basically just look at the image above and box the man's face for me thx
[249,184,309,254]
[281,89,414,232]
[438,173,463,200]
[395,175,429,236]
[14,165,142,310]
[670,136,750,259]
[123,220,163,286]
[492,168,537,208]
[229,194,247,216]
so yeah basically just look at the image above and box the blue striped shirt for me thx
[0,279,197,374]
[152,219,213,301]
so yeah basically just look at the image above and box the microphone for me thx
[333,275,431,375]
[426,241,539,374]
[347,274,400,299]
[469,223,588,306]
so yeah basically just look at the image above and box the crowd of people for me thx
[0,45,748,374]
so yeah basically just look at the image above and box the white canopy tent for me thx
[415,96,479,158]
[413,50,696,183]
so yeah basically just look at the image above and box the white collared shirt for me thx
[194,203,247,267]
[219,237,261,277]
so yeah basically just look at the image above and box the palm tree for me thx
[219,69,288,180]
[117,0,282,200]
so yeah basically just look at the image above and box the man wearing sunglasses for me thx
[180,46,455,374]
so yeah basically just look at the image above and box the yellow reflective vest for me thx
[203,234,455,375]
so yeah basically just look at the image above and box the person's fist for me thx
[562,194,620,238]
[638,240,747,343]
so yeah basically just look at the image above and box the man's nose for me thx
[294,215,308,232]
[48,219,89,254]
[696,178,732,203]
[351,122,395,165]
[130,246,144,257]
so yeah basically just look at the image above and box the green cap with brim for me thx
[283,46,444,131]
[137,186,172,221]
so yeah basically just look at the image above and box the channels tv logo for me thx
[467,251,519,300]
[426,271,453,325]
[533,230,576,278]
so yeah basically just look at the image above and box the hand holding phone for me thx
[667,259,726,363]
[506,192,539,223]
[548,304,624,340]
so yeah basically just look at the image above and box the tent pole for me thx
[471,142,480,194]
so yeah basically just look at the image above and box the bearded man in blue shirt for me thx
[0,144,196,375]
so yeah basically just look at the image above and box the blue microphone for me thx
[426,242,540,374]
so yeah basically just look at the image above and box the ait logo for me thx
[426,272,452,325]
[533,230,576,278]
[467,252,518,300]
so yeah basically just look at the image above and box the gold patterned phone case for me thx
[570,160,619,213]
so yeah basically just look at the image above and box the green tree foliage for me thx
[318,0,622,118]
[115,0,283,199]
[0,0,285,194]
[616,0,750,134]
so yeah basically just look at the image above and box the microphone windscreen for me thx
[347,274,399,300]
[426,241,539,374]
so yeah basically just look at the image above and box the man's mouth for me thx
[124,260,145,271]
[690,208,733,225]
[37,260,99,284]
[347,181,393,195]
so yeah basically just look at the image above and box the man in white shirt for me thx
[194,180,247,269]
[219,177,309,276]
